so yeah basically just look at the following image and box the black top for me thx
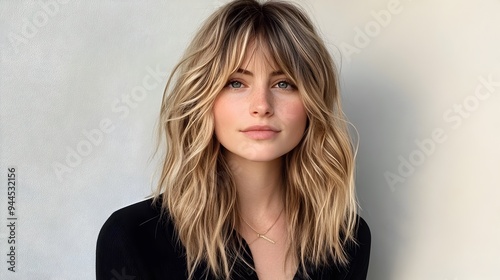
[96,197,371,280]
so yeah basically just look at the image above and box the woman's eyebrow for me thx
[236,68,285,77]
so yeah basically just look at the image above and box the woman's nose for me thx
[249,86,274,117]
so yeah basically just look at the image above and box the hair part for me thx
[154,0,358,278]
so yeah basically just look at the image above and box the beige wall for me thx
[1,0,499,279]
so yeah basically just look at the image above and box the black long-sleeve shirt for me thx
[96,197,371,279]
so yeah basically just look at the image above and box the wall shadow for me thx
[341,65,419,280]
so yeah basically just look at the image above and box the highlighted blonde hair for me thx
[154,0,358,278]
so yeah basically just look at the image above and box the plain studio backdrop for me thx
[1,0,499,279]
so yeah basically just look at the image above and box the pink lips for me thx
[241,125,280,140]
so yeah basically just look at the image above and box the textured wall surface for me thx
[1,0,499,279]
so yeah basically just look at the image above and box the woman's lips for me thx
[241,125,280,140]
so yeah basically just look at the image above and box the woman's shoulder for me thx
[342,215,371,279]
[101,197,163,230]
[96,196,164,251]
[97,196,173,249]
[355,215,371,247]
[96,196,188,279]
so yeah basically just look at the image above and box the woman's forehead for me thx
[236,38,282,74]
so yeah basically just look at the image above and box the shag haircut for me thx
[155,0,358,278]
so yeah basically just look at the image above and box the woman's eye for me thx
[275,81,294,89]
[228,81,243,88]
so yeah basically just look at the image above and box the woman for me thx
[96,0,371,279]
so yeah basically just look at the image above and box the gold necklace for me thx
[240,207,284,244]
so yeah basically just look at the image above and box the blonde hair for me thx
[154,0,358,278]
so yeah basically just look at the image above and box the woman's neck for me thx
[226,154,284,218]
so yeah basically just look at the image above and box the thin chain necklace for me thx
[240,207,284,244]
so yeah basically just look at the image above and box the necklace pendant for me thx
[240,207,283,245]
[258,234,276,244]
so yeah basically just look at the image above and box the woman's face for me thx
[213,45,307,162]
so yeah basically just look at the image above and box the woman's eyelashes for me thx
[226,80,244,89]
[225,79,296,90]
[273,80,296,90]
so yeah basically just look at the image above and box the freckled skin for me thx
[213,48,307,163]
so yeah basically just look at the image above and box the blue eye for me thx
[277,81,289,88]
[275,81,295,89]
[228,81,243,88]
